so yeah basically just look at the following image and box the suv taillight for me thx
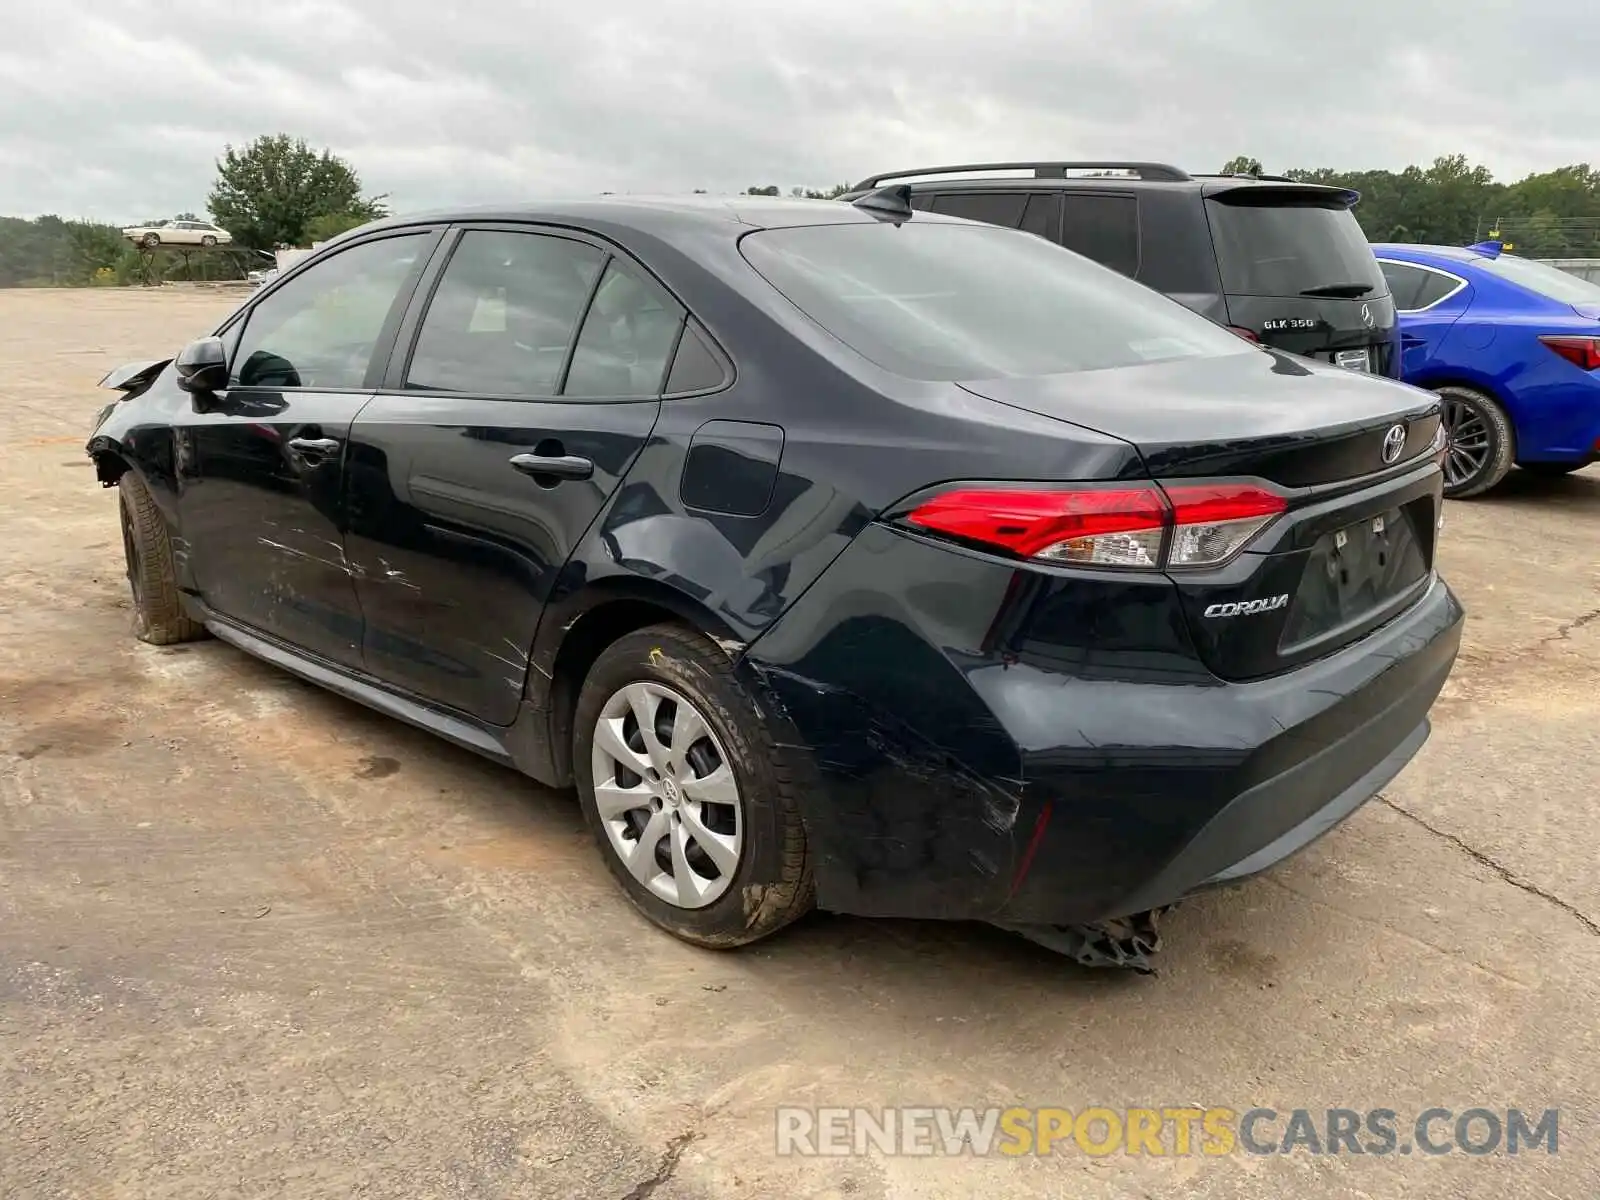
[1539,335,1600,370]
[1226,326,1260,343]
[901,482,1287,570]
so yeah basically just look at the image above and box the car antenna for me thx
[1466,239,1505,258]
[850,183,915,224]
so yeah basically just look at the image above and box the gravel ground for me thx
[2,286,1597,1199]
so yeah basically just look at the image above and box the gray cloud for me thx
[2,0,1593,221]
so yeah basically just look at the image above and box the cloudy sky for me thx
[2,0,1593,221]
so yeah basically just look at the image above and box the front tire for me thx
[1439,385,1514,498]
[200,235,217,247]
[573,623,813,947]
[118,474,206,645]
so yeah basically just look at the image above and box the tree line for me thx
[0,135,386,287]
[7,142,1600,288]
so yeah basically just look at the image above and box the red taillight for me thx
[1540,335,1600,371]
[902,482,1286,570]
[1225,325,1261,343]
[905,486,1167,567]
[1163,483,1289,568]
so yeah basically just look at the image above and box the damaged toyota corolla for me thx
[86,190,1463,971]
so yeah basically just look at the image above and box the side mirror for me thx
[174,336,228,393]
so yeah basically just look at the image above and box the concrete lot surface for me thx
[2,287,1598,1199]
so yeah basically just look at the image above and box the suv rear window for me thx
[1206,194,1386,299]
[740,222,1248,382]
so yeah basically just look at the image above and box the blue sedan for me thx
[1374,241,1600,496]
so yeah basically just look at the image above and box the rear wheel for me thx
[1438,385,1513,498]
[118,474,206,645]
[1519,461,1585,477]
[573,624,813,947]
[141,232,160,248]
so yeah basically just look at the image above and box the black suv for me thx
[842,161,1401,379]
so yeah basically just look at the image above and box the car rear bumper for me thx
[742,523,1464,927]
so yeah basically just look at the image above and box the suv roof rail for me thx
[1195,171,1297,183]
[850,161,1192,190]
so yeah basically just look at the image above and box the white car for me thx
[121,219,233,248]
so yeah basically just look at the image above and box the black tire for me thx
[1518,461,1585,477]
[118,473,206,646]
[573,623,813,947]
[200,235,217,247]
[1439,385,1514,499]
[141,232,160,248]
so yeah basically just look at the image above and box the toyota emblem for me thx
[1361,302,1375,329]
[1381,423,1407,465]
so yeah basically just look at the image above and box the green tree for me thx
[207,134,388,251]
[744,185,781,196]
[1220,156,1263,177]
[304,211,377,244]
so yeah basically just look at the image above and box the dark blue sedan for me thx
[1375,241,1600,496]
[84,194,1462,969]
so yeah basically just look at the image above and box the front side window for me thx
[232,233,429,389]
[930,192,1029,229]
[563,260,683,397]
[741,221,1248,382]
[406,230,605,396]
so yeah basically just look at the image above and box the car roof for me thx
[844,165,1356,203]
[1373,243,1484,264]
[360,194,936,245]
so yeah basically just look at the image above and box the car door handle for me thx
[509,453,594,481]
[286,437,341,457]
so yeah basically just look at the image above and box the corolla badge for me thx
[1382,423,1407,465]
[1361,302,1375,329]
[1204,594,1289,618]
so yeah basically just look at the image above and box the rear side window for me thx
[1382,261,1464,312]
[405,230,604,396]
[1206,195,1385,298]
[1059,194,1139,276]
[1019,194,1058,239]
[232,233,429,389]
[740,222,1247,382]
[929,192,1029,228]
[563,259,684,397]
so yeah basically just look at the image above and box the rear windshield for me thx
[739,222,1249,382]
[1474,253,1600,305]
[1206,196,1387,299]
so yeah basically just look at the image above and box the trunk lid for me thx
[960,353,1444,679]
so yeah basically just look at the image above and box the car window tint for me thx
[1019,194,1057,239]
[1060,194,1139,276]
[1413,270,1463,308]
[665,321,728,393]
[908,194,936,211]
[1380,262,1430,310]
[406,230,605,396]
[1206,197,1385,298]
[563,259,683,397]
[232,233,428,389]
[930,192,1029,228]
[741,222,1247,382]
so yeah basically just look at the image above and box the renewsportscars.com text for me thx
[775,1106,1559,1158]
